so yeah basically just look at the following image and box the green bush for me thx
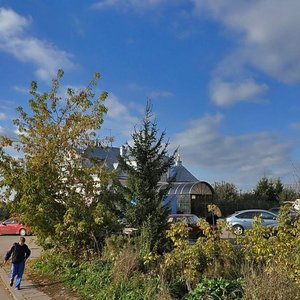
[30,250,172,300]
[30,249,75,276]
[94,273,168,300]
[239,208,300,283]
[30,212,300,300]
[185,277,243,300]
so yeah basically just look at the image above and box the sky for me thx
[0,0,300,191]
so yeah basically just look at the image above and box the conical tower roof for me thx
[170,152,198,182]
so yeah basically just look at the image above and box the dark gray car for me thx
[226,209,278,235]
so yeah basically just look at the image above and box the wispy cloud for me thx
[13,85,29,94]
[0,124,19,140]
[0,8,75,81]
[171,113,292,188]
[149,90,173,99]
[91,0,173,12]
[127,82,173,99]
[91,1,300,106]
[0,113,7,120]
[210,79,268,107]
[103,93,140,142]
[290,122,300,130]
[191,0,300,106]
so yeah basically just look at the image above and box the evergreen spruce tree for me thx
[119,102,175,250]
[254,176,283,201]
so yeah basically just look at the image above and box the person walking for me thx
[4,236,31,290]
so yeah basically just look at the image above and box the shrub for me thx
[30,249,75,276]
[95,273,170,300]
[197,219,239,279]
[242,266,300,300]
[161,222,206,293]
[102,234,129,263]
[239,207,300,283]
[160,218,242,297]
[30,249,172,300]
[111,243,140,283]
[185,277,243,300]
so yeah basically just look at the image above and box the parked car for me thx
[167,214,203,239]
[268,207,280,215]
[269,206,300,223]
[226,209,278,235]
[0,217,31,236]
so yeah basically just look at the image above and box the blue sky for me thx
[0,0,300,191]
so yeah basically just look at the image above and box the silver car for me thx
[226,209,278,235]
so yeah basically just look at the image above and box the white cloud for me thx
[91,0,300,86]
[2,145,23,159]
[171,113,292,189]
[104,93,140,141]
[0,7,29,37]
[210,79,268,107]
[0,113,7,120]
[91,0,171,11]
[91,0,119,10]
[290,122,300,130]
[149,90,173,99]
[0,124,18,140]
[0,8,75,81]
[193,0,300,83]
[128,82,173,99]
[127,82,145,92]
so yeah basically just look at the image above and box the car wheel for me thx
[233,225,244,235]
[19,228,27,236]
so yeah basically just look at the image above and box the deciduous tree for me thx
[0,70,120,255]
[213,181,239,202]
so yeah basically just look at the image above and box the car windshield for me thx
[3,219,18,224]
[269,208,280,215]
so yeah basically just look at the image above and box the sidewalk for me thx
[0,266,51,300]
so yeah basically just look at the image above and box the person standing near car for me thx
[4,236,31,290]
[206,204,222,230]
[206,211,219,229]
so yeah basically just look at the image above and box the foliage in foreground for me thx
[30,212,300,300]
[30,250,171,300]
[185,277,243,300]
[242,266,300,300]
[239,206,300,283]
[0,70,121,256]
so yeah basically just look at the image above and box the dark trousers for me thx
[10,261,25,288]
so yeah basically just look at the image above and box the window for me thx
[4,219,18,224]
[237,212,255,219]
[260,212,276,220]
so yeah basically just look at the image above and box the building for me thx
[84,145,214,217]
[159,153,214,217]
